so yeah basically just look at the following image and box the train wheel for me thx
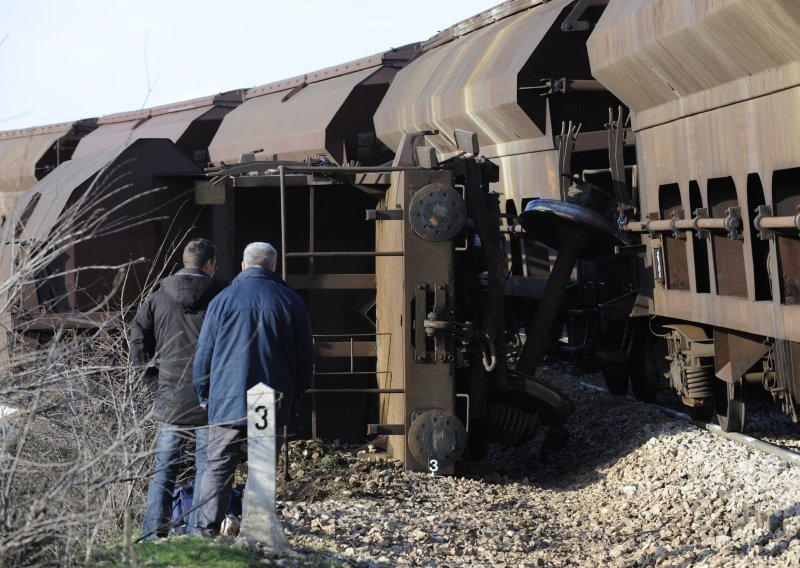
[603,371,629,395]
[689,404,713,422]
[716,379,746,433]
[628,332,665,403]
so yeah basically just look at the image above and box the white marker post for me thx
[239,383,289,549]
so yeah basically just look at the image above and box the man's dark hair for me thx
[183,238,217,269]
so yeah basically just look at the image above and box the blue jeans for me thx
[141,423,207,540]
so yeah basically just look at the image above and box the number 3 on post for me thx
[254,405,269,430]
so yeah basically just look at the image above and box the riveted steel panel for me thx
[589,0,800,130]
[209,65,383,166]
[374,0,573,159]
[0,123,73,218]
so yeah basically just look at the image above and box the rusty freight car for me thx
[0,119,97,224]
[200,0,638,471]
[8,0,793,472]
[0,0,645,472]
[587,0,800,431]
[0,92,244,333]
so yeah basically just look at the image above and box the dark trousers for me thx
[191,401,291,536]
[191,425,247,536]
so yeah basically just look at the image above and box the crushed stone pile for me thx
[255,363,800,567]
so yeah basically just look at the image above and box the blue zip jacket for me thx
[192,267,313,425]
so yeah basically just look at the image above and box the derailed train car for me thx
[0,119,98,223]
[0,92,244,331]
[199,0,639,471]
[0,0,642,472]
[1,0,795,472]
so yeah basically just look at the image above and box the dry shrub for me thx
[0,172,195,566]
[0,321,154,566]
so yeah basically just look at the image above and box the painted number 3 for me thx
[428,459,439,475]
[254,405,269,430]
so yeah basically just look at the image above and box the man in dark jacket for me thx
[191,241,313,537]
[130,238,222,540]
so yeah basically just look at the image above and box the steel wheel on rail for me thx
[689,403,714,422]
[716,378,746,433]
[603,371,629,395]
[627,331,665,403]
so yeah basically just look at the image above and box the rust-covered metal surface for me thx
[11,144,127,242]
[630,88,800,343]
[208,52,411,166]
[71,114,144,159]
[129,106,215,141]
[588,0,800,130]
[5,139,203,315]
[0,123,75,219]
[72,92,244,159]
[0,144,128,320]
[588,0,800,342]
[374,0,577,205]
[13,139,201,246]
[375,0,570,158]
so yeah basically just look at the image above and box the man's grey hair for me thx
[183,238,217,269]
[243,242,278,271]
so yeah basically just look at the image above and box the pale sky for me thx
[0,0,494,131]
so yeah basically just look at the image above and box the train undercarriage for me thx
[203,131,590,473]
[638,323,799,432]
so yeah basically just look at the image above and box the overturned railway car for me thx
[1,0,797,472]
[0,92,244,327]
[0,119,98,223]
[196,0,637,470]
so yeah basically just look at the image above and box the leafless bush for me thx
[0,168,196,566]
[0,323,154,566]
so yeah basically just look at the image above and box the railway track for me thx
[579,379,800,468]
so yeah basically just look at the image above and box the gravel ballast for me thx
[267,363,800,567]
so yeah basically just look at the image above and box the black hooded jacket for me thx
[130,269,223,425]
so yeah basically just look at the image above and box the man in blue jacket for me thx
[191,242,313,537]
